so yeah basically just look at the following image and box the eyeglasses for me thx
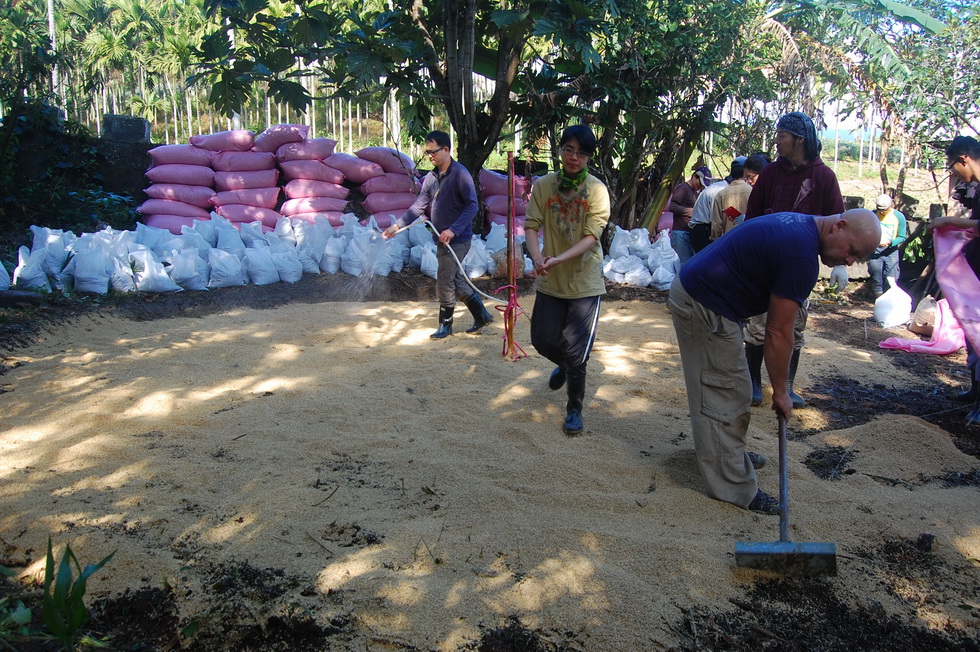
[947,158,961,171]
[560,145,590,159]
[743,172,759,184]
[424,147,445,156]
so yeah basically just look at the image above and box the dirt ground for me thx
[1,269,979,651]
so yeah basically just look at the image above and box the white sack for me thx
[243,246,280,285]
[207,248,246,288]
[272,250,304,283]
[12,246,51,291]
[874,277,912,328]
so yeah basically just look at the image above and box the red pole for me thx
[496,152,526,360]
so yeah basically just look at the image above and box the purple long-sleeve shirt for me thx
[396,159,478,243]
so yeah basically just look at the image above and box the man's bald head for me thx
[817,208,881,267]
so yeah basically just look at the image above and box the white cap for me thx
[876,194,893,210]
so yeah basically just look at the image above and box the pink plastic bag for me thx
[210,150,277,172]
[143,214,200,235]
[934,226,980,354]
[252,124,310,152]
[355,147,415,174]
[362,192,417,215]
[283,179,349,200]
[276,138,338,161]
[879,298,966,354]
[279,160,346,184]
[214,204,281,228]
[137,198,211,219]
[211,187,281,209]
[144,183,215,208]
[361,172,421,195]
[189,129,255,151]
[148,144,213,167]
[214,169,279,191]
[280,196,349,216]
[325,153,384,184]
[145,164,215,186]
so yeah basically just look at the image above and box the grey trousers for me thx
[668,276,758,508]
[436,240,472,307]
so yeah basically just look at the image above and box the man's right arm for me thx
[763,294,799,422]
[384,174,433,237]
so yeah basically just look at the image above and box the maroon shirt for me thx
[745,156,843,220]
[668,181,699,231]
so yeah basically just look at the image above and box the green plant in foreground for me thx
[43,537,114,651]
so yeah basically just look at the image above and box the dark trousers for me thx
[530,292,601,371]
[690,223,711,253]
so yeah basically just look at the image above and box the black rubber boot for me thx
[788,348,805,409]
[548,366,566,390]
[955,379,980,403]
[563,364,586,435]
[745,343,764,407]
[430,305,454,339]
[968,404,980,427]
[464,293,494,333]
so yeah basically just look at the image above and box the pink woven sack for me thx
[355,147,416,174]
[137,198,211,219]
[279,160,346,184]
[210,187,281,209]
[325,153,384,184]
[143,214,200,235]
[276,138,338,161]
[210,150,276,172]
[362,192,417,215]
[144,184,215,208]
[214,204,281,228]
[145,164,215,186]
[214,169,279,191]
[252,124,310,152]
[361,172,421,195]
[148,144,213,167]
[280,196,348,216]
[283,179,349,200]
[189,129,255,151]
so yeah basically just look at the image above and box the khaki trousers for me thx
[668,276,758,508]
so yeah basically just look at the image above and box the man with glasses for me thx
[384,130,493,339]
[668,209,880,514]
[525,125,610,436]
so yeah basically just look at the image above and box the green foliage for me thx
[42,537,115,651]
[0,100,138,257]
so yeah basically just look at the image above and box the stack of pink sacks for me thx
[205,127,288,230]
[354,147,419,229]
[278,136,350,227]
[480,169,531,235]
[139,144,216,234]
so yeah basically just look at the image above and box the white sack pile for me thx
[7,217,533,295]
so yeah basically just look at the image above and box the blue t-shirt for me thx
[679,212,820,322]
